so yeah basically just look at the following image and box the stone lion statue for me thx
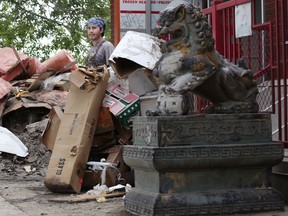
[147,0,259,115]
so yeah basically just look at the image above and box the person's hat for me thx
[87,17,105,29]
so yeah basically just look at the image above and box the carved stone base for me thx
[125,189,283,215]
[123,114,284,215]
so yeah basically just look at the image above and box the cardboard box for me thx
[109,68,157,96]
[41,106,113,152]
[44,66,109,193]
[102,81,140,129]
[95,107,114,135]
[109,31,162,78]
[41,106,63,151]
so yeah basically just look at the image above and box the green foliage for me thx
[0,0,111,64]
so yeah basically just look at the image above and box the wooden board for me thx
[48,191,126,203]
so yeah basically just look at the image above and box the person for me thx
[85,17,115,68]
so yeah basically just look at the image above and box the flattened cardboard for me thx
[44,66,109,193]
[41,106,114,152]
[41,106,63,151]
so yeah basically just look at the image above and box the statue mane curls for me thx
[148,0,259,116]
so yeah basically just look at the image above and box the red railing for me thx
[202,0,288,146]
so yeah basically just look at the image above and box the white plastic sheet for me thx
[0,126,29,157]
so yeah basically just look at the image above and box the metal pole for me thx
[145,0,151,34]
[280,0,288,144]
[275,0,282,141]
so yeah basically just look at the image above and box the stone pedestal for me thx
[123,114,284,215]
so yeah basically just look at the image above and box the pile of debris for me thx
[0,32,161,195]
[0,47,78,178]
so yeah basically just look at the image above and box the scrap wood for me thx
[48,191,126,203]
[27,70,55,92]
[55,60,77,75]
[12,47,29,75]
[77,66,103,83]
[69,66,107,91]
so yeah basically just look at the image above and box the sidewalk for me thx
[0,175,287,216]
[0,176,131,216]
[0,196,29,216]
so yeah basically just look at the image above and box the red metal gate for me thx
[202,0,288,146]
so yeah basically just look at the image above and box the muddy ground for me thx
[0,113,133,216]
[0,175,132,216]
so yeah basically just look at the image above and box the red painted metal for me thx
[119,10,146,14]
[248,33,251,68]
[251,0,256,25]
[251,23,273,78]
[203,0,287,143]
[257,28,261,71]
[269,21,275,114]
[280,0,288,143]
[253,65,271,79]
[223,10,227,56]
[210,0,224,54]
[232,8,237,64]
[213,0,250,10]
[237,36,241,60]
[275,0,282,141]
[202,0,288,145]
[227,8,231,59]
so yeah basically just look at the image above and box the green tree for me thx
[0,0,111,64]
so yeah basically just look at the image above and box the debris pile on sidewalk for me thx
[0,31,162,196]
[0,47,77,178]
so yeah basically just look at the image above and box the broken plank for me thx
[48,191,126,203]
